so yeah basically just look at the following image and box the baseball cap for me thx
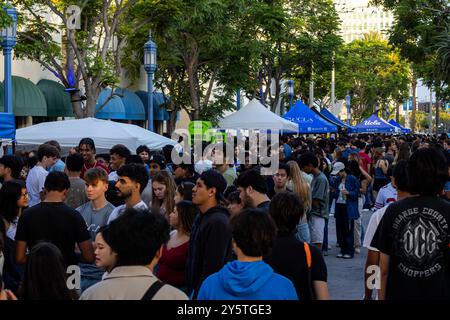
[199,169,227,201]
[331,162,345,175]
[148,154,166,169]
[195,159,213,175]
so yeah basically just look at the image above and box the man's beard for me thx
[241,193,253,209]
[117,189,132,199]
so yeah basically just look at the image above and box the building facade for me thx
[334,0,394,43]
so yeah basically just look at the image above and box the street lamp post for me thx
[144,31,157,131]
[287,80,294,112]
[1,1,17,114]
[345,93,351,125]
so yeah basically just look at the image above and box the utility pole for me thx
[331,52,335,109]
[309,66,314,108]
[429,87,433,135]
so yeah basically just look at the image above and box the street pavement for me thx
[324,209,373,300]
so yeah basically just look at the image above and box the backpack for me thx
[303,242,314,299]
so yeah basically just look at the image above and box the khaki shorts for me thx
[309,215,325,244]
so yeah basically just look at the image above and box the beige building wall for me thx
[334,0,394,43]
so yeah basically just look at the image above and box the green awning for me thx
[0,76,47,116]
[37,79,74,117]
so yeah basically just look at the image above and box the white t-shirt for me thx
[26,165,49,207]
[363,205,389,252]
[336,182,346,204]
[107,200,148,224]
[6,218,18,240]
[374,183,397,210]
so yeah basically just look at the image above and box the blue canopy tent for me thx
[0,113,15,139]
[351,114,400,134]
[0,112,16,155]
[388,119,411,133]
[320,108,355,130]
[283,100,337,134]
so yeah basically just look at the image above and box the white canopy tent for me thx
[15,118,176,153]
[218,99,299,132]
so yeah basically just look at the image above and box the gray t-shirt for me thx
[310,171,330,219]
[76,202,115,241]
[65,177,88,209]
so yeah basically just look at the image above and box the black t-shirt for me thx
[264,234,328,300]
[371,196,450,300]
[15,202,91,267]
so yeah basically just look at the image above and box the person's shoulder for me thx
[270,271,297,290]
[79,280,110,300]
[105,202,116,210]
[155,284,189,300]
[76,202,90,212]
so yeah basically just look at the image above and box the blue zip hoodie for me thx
[197,260,298,300]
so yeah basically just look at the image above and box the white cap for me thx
[195,159,213,175]
[331,162,345,175]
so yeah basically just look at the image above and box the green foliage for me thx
[0,1,13,31]
[335,33,410,121]
[122,0,342,122]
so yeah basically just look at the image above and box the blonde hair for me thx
[287,161,311,213]
[151,171,177,220]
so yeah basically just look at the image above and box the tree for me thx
[258,0,342,112]
[335,32,410,121]
[372,0,450,132]
[12,0,141,118]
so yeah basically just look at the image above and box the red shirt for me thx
[358,151,372,174]
[80,160,109,180]
[156,241,189,288]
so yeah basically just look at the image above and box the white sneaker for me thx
[355,248,361,254]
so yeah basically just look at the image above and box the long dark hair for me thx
[175,200,198,234]
[176,181,195,202]
[0,180,26,224]
[20,242,76,300]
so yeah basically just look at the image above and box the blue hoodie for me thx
[197,260,298,300]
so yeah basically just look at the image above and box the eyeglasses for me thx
[150,164,160,169]
[21,192,29,198]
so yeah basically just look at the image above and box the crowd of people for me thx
[0,132,449,300]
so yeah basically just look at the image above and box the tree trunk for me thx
[187,66,200,120]
[410,77,417,133]
[85,94,97,118]
[168,110,178,134]
[70,90,84,118]
[395,101,400,123]
[436,98,440,134]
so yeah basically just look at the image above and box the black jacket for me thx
[186,205,232,299]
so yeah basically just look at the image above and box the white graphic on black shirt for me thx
[394,207,448,278]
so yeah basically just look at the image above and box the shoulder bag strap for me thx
[303,242,315,300]
[141,280,166,300]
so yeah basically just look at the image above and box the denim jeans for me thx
[295,221,311,243]
[335,203,355,256]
